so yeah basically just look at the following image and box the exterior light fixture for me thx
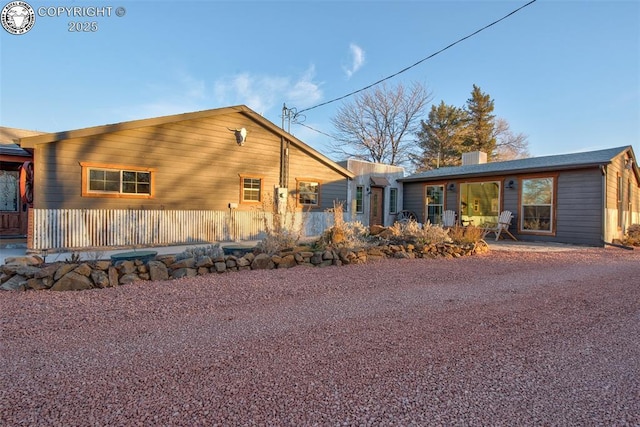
[448,183,455,191]
[507,180,515,189]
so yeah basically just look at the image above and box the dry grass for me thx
[448,225,484,245]
[255,193,307,254]
[318,201,368,249]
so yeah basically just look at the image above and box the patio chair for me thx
[481,210,518,241]
[441,210,457,228]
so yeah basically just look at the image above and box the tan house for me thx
[16,105,355,251]
[0,126,43,237]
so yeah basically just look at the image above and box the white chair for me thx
[441,210,457,228]
[481,210,517,241]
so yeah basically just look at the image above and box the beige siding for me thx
[35,114,285,211]
[286,143,348,211]
[604,150,640,242]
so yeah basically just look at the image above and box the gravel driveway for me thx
[2,247,639,426]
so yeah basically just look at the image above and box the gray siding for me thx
[554,169,603,245]
[402,182,424,221]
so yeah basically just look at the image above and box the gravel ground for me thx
[1,247,639,426]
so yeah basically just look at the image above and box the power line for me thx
[294,0,537,118]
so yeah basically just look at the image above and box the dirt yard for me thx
[1,247,638,426]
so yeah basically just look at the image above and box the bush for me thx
[448,225,484,245]
[624,223,640,246]
[388,220,451,245]
[318,201,369,249]
[255,192,306,254]
[176,244,224,261]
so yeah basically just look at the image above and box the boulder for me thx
[277,254,297,269]
[74,263,93,277]
[108,266,119,287]
[34,264,60,279]
[0,274,28,291]
[195,256,214,268]
[116,260,136,275]
[119,273,141,285]
[236,257,251,268]
[26,277,53,290]
[14,265,42,278]
[94,260,112,271]
[51,272,94,291]
[54,264,77,281]
[171,268,197,279]
[251,253,274,270]
[91,270,110,288]
[148,261,169,282]
[170,258,196,269]
[3,256,43,266]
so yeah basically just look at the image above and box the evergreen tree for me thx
[412,101,468,170]
[463,84,496,155]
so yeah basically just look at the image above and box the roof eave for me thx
[400,162,613,182]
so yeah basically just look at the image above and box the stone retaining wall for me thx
[1,242,488,292]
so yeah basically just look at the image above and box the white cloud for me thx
[343,43,365,78]
[108,67,323,125]
[213,66,323,115]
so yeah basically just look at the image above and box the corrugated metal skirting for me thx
[29,209,338,250]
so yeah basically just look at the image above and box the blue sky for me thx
[1,0,638,165]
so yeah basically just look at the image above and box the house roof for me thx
[401,146,637,182]
[0,126,43,157]
[16,105,354,179]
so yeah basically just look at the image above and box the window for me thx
[425,185,444,224]
[241,177,262,203]
[297,180,319,206]
[81,163,154,198]
[617,174,623,228]
[0,171,19,211]
[355,186,364,213]
[389,188,398,214]
[460,181,500,224]
[521,177,554,233]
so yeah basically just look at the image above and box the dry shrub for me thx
[448,225,484,245]
[389,220,450,245]
[319,201,368,248]
[256,192,306,254]
[624,223,640,246]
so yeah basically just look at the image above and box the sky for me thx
[1,0,638,169]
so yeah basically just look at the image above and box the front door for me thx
[369,187,384,226]
[0,170,28,236]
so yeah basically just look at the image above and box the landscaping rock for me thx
[108,266,119,287]
[54,264,77,281]
[74,263,93,277]
[148,261,169,282]
[51,272,94,291]
[277,254,297,269]
[119,273,141,285]
[0,274,28,291]
[251,253,274,270]
[91,270,110,288]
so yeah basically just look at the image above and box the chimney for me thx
[462,151,487,166]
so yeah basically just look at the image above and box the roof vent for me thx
[462,151,487,166]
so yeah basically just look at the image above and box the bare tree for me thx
[493,117,530,161]
[330,82,432,166]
